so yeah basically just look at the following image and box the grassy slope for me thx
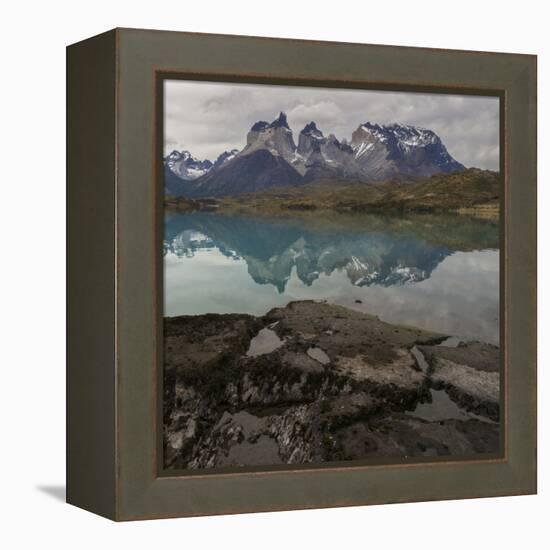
[217,168,500,219]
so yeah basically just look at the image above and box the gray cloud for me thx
[164,80,499,170]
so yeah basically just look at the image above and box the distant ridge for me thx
[164,113,465,197]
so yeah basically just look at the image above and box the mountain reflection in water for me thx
[164,212,499,345]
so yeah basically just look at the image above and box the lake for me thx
[164,211,499,345]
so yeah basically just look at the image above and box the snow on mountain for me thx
[164,114,466,197]
[213,149,240,169]
[165,150,213,181]
[351,121,464,180]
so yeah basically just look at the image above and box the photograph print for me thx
[161,79,501,471]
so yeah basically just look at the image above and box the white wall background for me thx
[0,0,546,546]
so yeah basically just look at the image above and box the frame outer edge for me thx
[66,29,118,520]
[112,29,537,520]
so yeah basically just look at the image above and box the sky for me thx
[164,80,500,170]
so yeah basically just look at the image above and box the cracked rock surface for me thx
[418,342,500,421]
[164,301,500,470]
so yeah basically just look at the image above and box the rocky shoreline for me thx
[164,301,500,470]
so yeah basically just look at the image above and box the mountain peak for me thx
[360,122,439,145]
[250,112,290,132]
[164,149,213,186]
[166,149,194,161]
[250,120,269,132]
[357,122,442,150]
[166,150,182,160]
[270,111,290,129]
[301,121,323,138]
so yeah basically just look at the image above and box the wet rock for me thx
[306,346,331,365]
[265,301,447,365]
[164,312,262,395]
[164,301,500,469]
[333,415,499,460]
[420,341,499,372]
[282,350,325,373]
[335,350,427,408]
[419,342,500,421]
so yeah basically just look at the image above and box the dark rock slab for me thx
[418,341,500,421]
[420,341,500,373]
[265,300,447,365]
[332,414,499,460]
[163,301,500,469]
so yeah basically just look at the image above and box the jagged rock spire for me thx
[301,121,323,136]
[270,111,290,129]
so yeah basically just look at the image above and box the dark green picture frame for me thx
[67,28,537,521]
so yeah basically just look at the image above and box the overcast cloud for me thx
[164,80,499,170]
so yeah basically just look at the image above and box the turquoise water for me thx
[164,212,499,345]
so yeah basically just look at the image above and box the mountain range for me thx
[164,112,465,198]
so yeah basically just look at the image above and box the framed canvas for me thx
[67,28,537,521]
